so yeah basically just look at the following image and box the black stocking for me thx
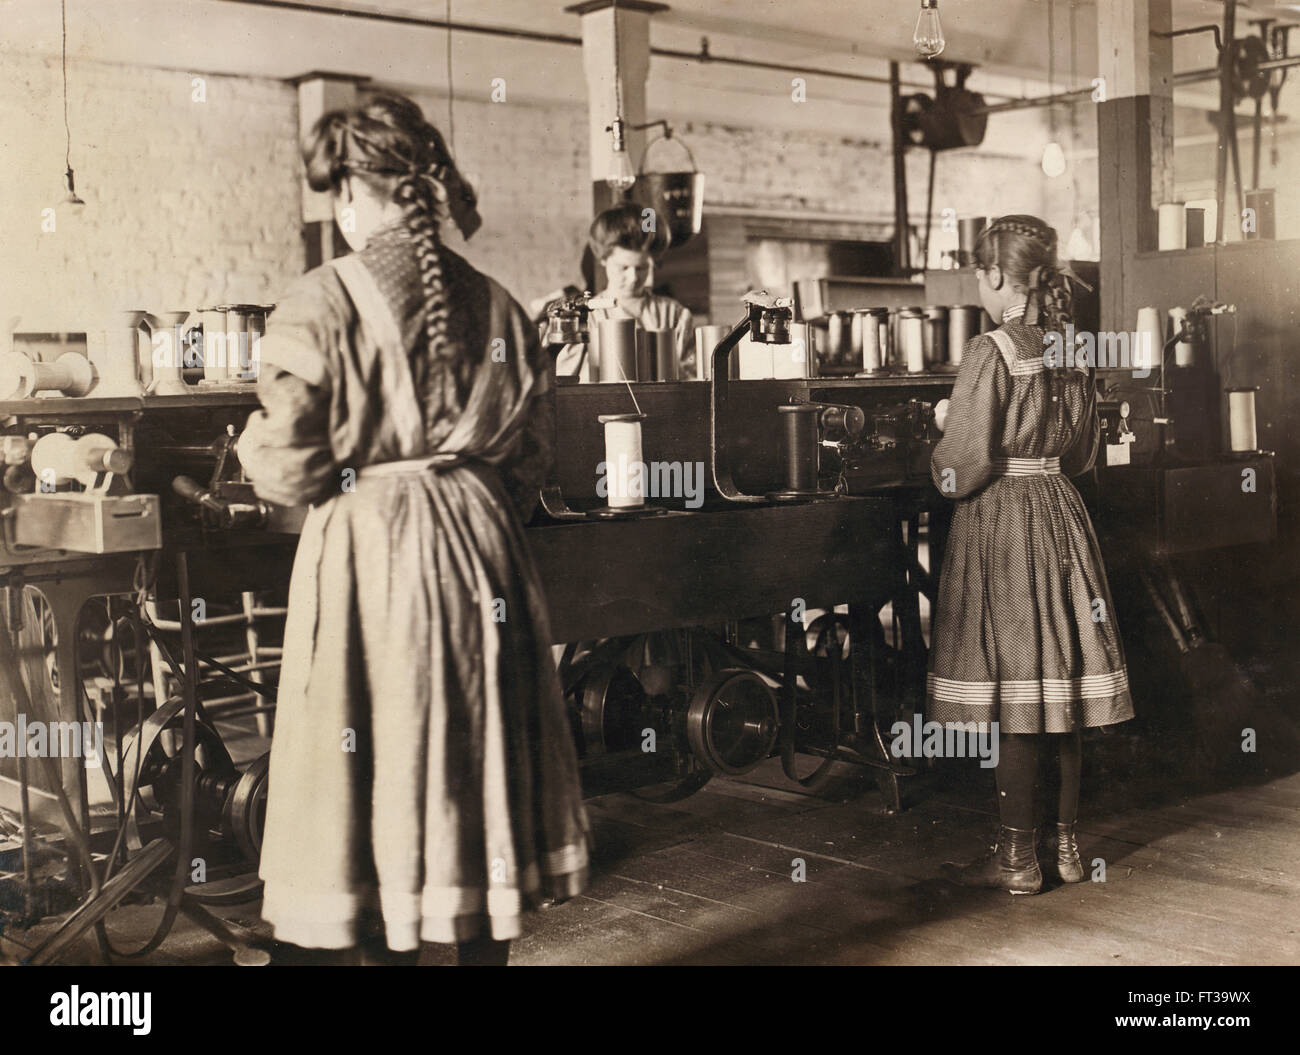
[1049,730,1082,825]
[455,936,511,966]
[995,732,1040,830]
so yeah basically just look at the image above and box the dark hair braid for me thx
[303,92,458,364]
[975,214,1074,333]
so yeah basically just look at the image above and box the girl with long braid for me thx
[928,215,1133,894]
[238,94,589,963]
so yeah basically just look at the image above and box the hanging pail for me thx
[632,131,704,249]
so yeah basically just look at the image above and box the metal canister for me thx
[598,317,639,382]
[857,308,888,372]
[200,307,228,381]
[948,305,982,366]
[922,306,949,368]
[225,306,250,381]
[897,307,925,373]
[644,329,676,381]
[958,216,986,267]
[826,312,851,368]
[246,307,267,381]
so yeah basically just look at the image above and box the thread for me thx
[95,310,147,396]
[1167,306,1194,367]
[772,323,810,379]
[201,308,229,381]
[0,351,95,399]
[225,306,251,381]
[826,312,851,367]
[1135,306,1163,374]
[694,325,732,381]
[858,310,885,372]
[779,404,820,492]
[147,311,193,395]
[1227,388,1258,452]
[898,308,925,373]
[598,317,639,383]
[598,412,645,509]
[30,432,131,487]
[1158,202,1186,251]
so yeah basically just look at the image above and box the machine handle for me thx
[172,475,268,530]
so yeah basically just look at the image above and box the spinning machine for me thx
[0,292,959,962]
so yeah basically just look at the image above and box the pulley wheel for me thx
[222,751,270,862]
[121,697,237,815]
[580,663,649,757]
[686,669,780,777]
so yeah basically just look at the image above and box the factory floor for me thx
[4,748,1298,966]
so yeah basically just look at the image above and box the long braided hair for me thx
[976,215,1090,442]
[974,215,1074,335]
[303,94,458,365]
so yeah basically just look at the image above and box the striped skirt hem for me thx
[262,843,591,951]
[926,669,1135,733]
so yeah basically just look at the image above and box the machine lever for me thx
[172,475,268,530]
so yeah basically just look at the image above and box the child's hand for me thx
[934,398,951,433]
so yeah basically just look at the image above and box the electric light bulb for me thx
[606,148,637,193]
[1066,226,1091,260]
[1041,141,1067,178]
[913,1,945,59]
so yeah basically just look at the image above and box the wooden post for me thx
[293,73,367,266]
[1096,0,1173,329]
[567,1,666,215]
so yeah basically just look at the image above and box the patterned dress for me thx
[238,220,590,950]
[926,321,1135,733]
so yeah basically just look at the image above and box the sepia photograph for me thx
[0,0,1296,1010]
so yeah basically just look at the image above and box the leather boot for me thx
[1047,821,1085,883]
[942,826,1042,895]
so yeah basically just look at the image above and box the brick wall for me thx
[2,50,1071,338]
[0,51,303,334]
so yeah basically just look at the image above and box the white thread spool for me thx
[31,432,132,488]
[1158,202,1186,251]
[225,306,251,381]
[694,325,732,381]
[1135,306,1163,373]
[1226,387,1259,453]
[898,310,925,373]
[96,310,147,396]
[201,307,229,381]
[1167,306,1194,367]
[0,351,96,399]
[599,412,645,509]
[246,307,266,380]
[146,311,193,395]
[772,322,811,379]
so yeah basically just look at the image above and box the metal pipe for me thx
[890,62,910,276]
[213,0,1012,98]
[979,54,1300,115]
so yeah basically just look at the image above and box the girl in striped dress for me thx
[239,94,590,963]
[927,215,1134,894]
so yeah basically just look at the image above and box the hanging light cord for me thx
[62,0,74,175]
[612,0,624,121]
[445,0,455,153]
[1046,0,1056,142]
